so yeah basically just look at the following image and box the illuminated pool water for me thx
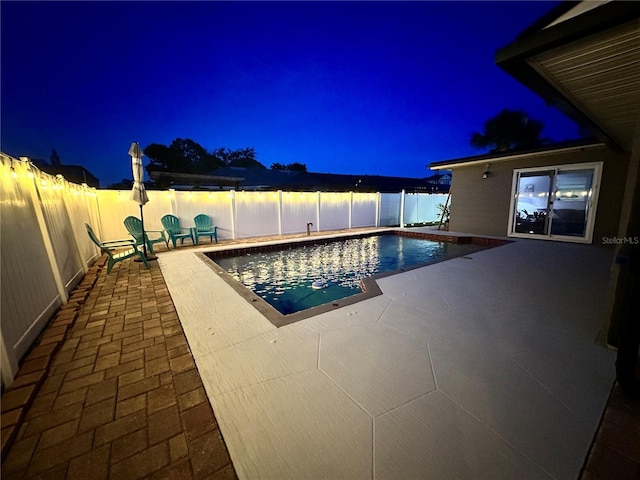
[211,234,487,315]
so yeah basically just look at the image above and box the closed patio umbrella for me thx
[129,141,154,260]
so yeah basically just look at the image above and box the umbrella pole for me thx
[136,204,157,261]
[139,204,148,258]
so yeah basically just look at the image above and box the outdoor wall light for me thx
[482,163,491,179]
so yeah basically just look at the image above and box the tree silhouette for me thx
[145,139,225,174]
[168,138,216,173]
[213,147,265,169]
[270,162,307,172]
[471,109,548,153]
[144,143,175,171]
[286,162,307,172]
[144,140,265,175]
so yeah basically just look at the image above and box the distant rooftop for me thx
[210,167,448,193]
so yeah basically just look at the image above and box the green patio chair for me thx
[85,223,149,273]
[123,216,169,254]
[161,214,194,248]
[193,214,218,244]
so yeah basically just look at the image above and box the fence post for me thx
[169,188,177,215]
[316,191,321,232]
[277,190,283,236]
[230,190,237,240]
[349,191,353,229]
[400,189,406,228]
[375,192,380,227]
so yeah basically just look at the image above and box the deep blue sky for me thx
[1,1,579,187]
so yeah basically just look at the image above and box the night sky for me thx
[1,1,581,188]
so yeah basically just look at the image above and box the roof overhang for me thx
[430,141,606,170]
[496,1,640,153]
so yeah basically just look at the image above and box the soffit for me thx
[543,0,611,29]
[529,19,640,151]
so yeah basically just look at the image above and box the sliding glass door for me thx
[508,162,602,243]
[512,170,554,235]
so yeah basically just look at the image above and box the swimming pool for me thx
[206,232,494,320]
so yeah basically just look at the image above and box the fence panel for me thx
[379,193,401,226]
[1,156,61,384]
[63,182,101,268]
[403,194,419,225]
[352,193,378,228]
[417,194,446,224]
[319,192,350,231]
[234,191,280,239]
[169,190,227,241]
[403,193,448,225]
[97,190,173,240]
[143,190,178,232]
[37,171,85,292]
[281,192,318,235]
[173,191,233,241]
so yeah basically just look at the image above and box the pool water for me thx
[213,234,486,315]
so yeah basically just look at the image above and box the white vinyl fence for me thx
[1,154,101,386]
[97,190,447,241]
[0,152,447,386]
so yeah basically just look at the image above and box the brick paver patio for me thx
[1,253,237,479]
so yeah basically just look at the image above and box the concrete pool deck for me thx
[160,227,618,479]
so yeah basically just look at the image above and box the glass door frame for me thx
[507,161,603,244]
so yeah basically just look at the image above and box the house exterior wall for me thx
[448,146,629,242]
